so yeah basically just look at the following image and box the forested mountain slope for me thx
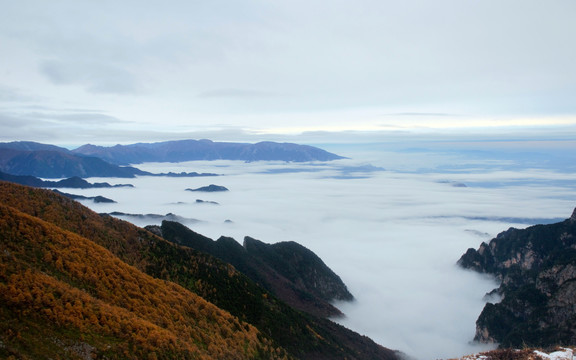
[152,221,353,318]
[0,181,398,360]
[0,197,282,359]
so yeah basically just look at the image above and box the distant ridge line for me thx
[71,139,345,165]
[0,140,344,178]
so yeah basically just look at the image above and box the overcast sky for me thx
[1,0,575,145]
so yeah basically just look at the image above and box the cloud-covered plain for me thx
[70,148,576,359]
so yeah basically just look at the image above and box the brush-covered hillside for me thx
[0,181,398,360]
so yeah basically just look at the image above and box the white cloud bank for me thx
[69,147,576,360]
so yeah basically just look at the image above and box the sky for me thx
[1,0,576,145]
[2,2,576,357]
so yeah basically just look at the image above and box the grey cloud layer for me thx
[1,0,575,140]
[41,60,141,94]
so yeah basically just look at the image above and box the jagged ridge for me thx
[458,207,576,348]
[152,221,353,318]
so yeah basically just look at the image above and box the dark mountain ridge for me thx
[52,189,116,203]
[0,170,133,188]
[150,221,353,318]
[0,140,344,179]
[0,181,399,359]
[0,148,146,178]
[458,207,576,348]
[72,139,346,165]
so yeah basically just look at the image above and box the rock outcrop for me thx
[458,207,576,347]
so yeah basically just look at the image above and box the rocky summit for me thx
[458,207,576,348]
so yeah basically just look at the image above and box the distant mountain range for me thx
[0,181,399,359]
[0,140,345,178]
[0,147,145,178]
[73,139,345,165]
[0,171,133,188]
[458,208,576,348]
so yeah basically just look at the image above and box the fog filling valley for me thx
[68,145,576,360]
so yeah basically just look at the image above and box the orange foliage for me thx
[0,187,287,359]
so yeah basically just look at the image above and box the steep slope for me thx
[0,200,282,359]
[458,208,576,348]
[0,182,399,360]
[73,139,345,165]
[244,236,354,303]
[154,221,353,318]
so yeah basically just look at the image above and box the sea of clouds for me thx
[67,145,576,360]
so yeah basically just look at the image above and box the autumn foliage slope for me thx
[0,188,286,359]
[0,182,398,359]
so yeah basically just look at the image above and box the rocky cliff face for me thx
[458,207,576,347]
